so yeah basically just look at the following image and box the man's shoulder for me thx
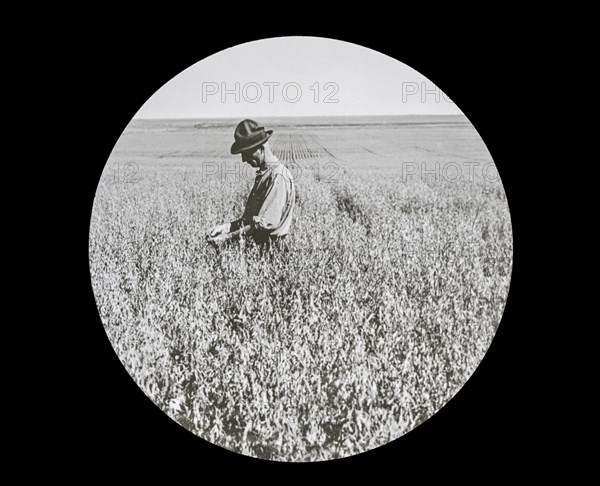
[265,162,294,182]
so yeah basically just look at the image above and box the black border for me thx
[65,28,529,477]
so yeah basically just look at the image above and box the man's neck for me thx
[258,157,279,170]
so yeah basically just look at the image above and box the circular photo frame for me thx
[88,36,513,462]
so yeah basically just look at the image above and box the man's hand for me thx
[209,222,231,238]
[206,232,229,248]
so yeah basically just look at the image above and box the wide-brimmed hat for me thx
[230,119,273,155]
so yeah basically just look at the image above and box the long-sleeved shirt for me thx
[241,162,295,242]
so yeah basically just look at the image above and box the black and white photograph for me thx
[88,36,513,462]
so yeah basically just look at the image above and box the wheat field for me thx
[89,115,512,461]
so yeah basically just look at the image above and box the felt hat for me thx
[230,119,273,155]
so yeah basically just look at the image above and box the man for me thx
[207,119,295,249]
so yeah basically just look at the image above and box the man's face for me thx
[241,146,263,168]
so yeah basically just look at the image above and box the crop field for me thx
[89,115,512,461]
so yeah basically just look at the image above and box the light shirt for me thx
[242,162,295,239]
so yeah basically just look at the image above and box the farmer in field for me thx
[207,119,295,250]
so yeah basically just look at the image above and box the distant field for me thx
[89,115,512,461]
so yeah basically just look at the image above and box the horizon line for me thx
[133,113,466,121]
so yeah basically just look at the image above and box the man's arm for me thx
[229,224,253,239]
[207,223,253,246]
[229,218,246,232]
[225,176,286,241]
[208,216,246,237]
[251,175,288,234]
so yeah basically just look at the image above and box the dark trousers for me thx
[212,234,288,256]
[253,234,288,255]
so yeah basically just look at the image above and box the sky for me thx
[134,37,462,119]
